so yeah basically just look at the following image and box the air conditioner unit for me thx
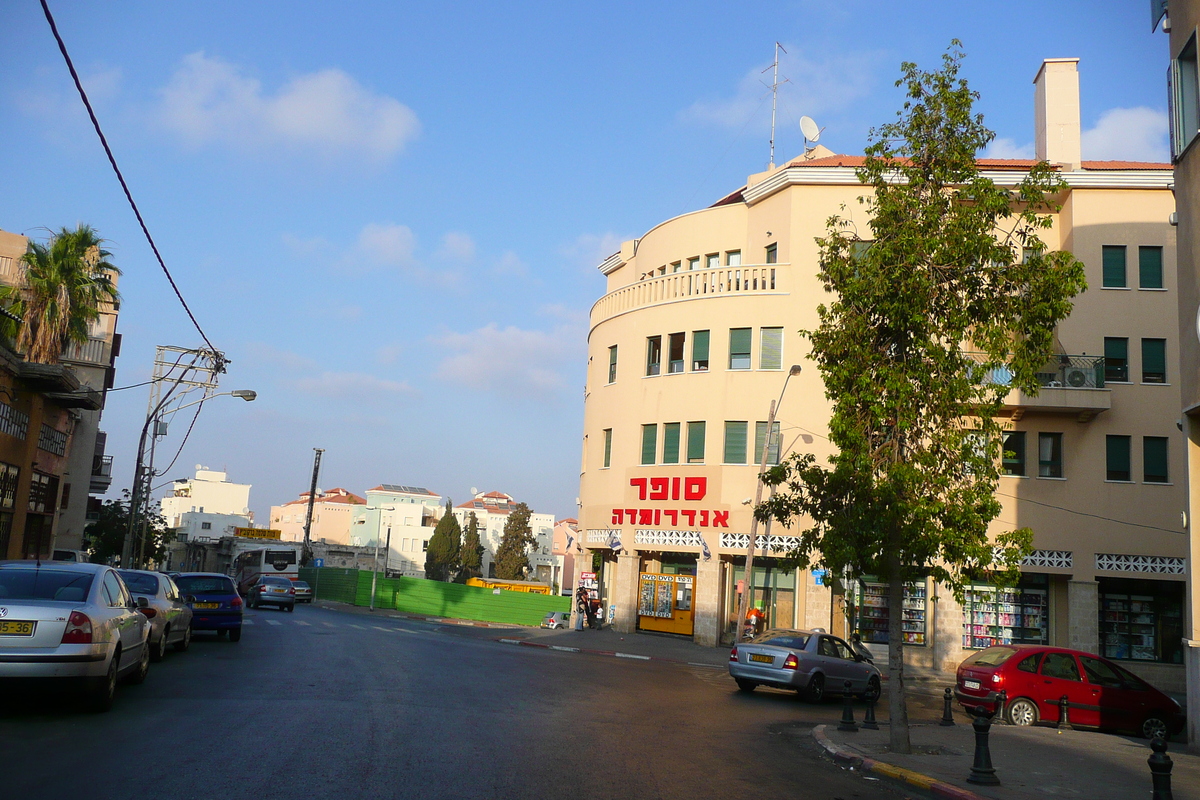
[1065,368,1089,387]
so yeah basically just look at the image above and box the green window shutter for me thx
[1104,337,1129,382]
[687,421,706,463]
[608,345,618,382]
[1102,245,1127,288]
[641,424,657,465]
[760,327,783,370]
[1139,246,1163,289]
[662,423,681,464]
[724,421,748,464]
[1106,435,1131,481]
[1144,437,1169,483]
[603,429,612,468]
[754,421,781,464]
[692,330,710,370]
[729,328,751,369]
[1142,338,1166,382]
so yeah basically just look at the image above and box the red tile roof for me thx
[281,488,366,506]
[784,154,1171,171]
[1080,160,1172,170]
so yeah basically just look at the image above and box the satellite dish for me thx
[800,116,820,142]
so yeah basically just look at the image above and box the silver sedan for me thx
[117,570,193,662]
[728,628,882,702]
[0,561,150,712]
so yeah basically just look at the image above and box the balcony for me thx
[969,353,1110,422]
[590,263,786,330]
[90,454,113,495]
[62,336,111,367]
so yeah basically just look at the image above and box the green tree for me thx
[493,502,535,580]
[758,43,1085,753]
[3,225,120,364]
[423,501,461,582]
[86,491,173,566]
[456,512,484,582]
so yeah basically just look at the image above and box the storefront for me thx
[960,574,1051,649]
[637,572,695,635]
[850,579,928,645]
[1098,577,1184,664]
[725,559,798,636]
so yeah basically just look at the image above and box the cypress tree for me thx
[423,501,461,582]
[457,512,484,582]
[493,502,535,580]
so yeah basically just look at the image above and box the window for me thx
[1106,435,1132,481]
[1139,246,1164,289]
[1017,653,1042,673]
[760,327,783,370]
[1102,245,1127,288]
[607,345,617,383]
[1104,337,1129,382]
[726,250,741,267]
[1002,431,1026,476]
[59,483,70,511]
[754,421,781,465]
[646,336,661,376]
[1170,31,1200,159]
[103,572,126,608]
[705,254,719,269]
[1144,437,1169,483]
[1142,338,1166,383]
[667,333,685,374]
[729,328,752,370]
[641,424,657,465]
[692,330,709,371]
[38,424,68,456]
[602,429,612,468]
[1041,652,1082,682]
[687,421,706,463]
[671,260,682,273]
[1099,579,1184,663]
[765,244,778,264]
[688,256,700,270]
[422,540,428,552]
[0,402,29,441]
[200,521,212,530]
[0,463,18,509]
[1038,433,1063,478]
[28,473,58,514]
[1080,656,1125,688]
[662,423,681,464]
[724,421,748,464]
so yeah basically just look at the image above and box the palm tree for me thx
[5,225,121,364]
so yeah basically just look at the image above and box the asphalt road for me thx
[2,603,908,800]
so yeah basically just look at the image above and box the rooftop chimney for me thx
[1033,58,1081,170]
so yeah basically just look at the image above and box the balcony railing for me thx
[965,352,1110,421]
[90,454,113,495]
[591,263,786,329]
[62,336,110,366]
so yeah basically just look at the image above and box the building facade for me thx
[350,484,443,578]
[269,487,364,545]
[453,490,556,583]
[577,58,1188,691]
[160,467,252,525]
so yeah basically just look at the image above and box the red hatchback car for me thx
[955,645,1184,740]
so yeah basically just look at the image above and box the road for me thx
[2,603,907,800]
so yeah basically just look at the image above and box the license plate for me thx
[0,620,34,636]
[749,653,774,664]
[964,679,981,690]
[194,602,219,609]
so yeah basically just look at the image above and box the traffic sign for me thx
[313,558,325,568]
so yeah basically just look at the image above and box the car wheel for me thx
[286,604,294,613]
[217,629,228,637]
[87,652,119,713]
[806,673,825,703]
[860,675,881,703]
[229,627,242,643]
[173,625,192,653]
[127,641,150,685]
[1142,716,1170,740]
[151,628,169,662]
[1007,697,1038,727]
[735,679,757,693]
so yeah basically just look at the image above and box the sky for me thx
[0,1,1173,524]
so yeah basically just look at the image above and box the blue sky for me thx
[0,1,1171,523]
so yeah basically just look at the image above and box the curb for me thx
[811,725,986,800]
[495,637,725,668]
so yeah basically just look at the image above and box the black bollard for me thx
[862,695,879,730]
[966,712,1001,786]
[1148,737,1174,800]
[1057,695,1072,730]
[838,680,858,732]
[940,687,956,726]
[992,689,1008,725]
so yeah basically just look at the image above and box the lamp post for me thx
[734,365,802,641]
[369,505,396,611]
[121,389,257,568]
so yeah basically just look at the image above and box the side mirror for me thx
[185,595,197,603]
[136,596,149,609]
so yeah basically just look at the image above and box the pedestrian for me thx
[575,585,588,631]
[588,597,602,629]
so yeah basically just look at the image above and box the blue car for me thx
[175,573,243,641]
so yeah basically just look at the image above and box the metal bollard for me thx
[862,694,879,730]
[1057,695,1072,730]
[837,680,858,732]
[966,712,1001,786]
[940,687,956,726]
[992,689,1008,725]
[1148,737,1174,800]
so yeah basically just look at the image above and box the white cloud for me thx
[493,250,529,278]
[434,232,476,264]
[159,52,420,159]
[433,323,583,397]
[292,371,414,401]
[560,232,626,272]
[1082,107,1169,162]
[352,223,417,270]
[16,65,122,127]
[982,137,1035,159]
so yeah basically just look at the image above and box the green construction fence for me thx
[298,567,569,627]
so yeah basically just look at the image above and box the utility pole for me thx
[764,42,788,169]
[301,448,323,565]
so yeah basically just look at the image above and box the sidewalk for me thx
[816,719,1200,800]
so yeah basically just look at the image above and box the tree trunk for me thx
[886,547,912,753]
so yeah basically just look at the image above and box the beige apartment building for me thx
[577,58,1188,691]
[270,487,365,545]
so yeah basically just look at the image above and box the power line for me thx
[158,398,204,476]
[39,0,220,357]
[994,491,1186,535]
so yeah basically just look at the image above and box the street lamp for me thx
[121,389,258,568]
[369,505,396,611]
[734,365,802,641]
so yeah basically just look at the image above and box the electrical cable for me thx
[39,0,221,358]
[994,491,1186,535]
[158,398,204,476]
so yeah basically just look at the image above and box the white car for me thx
[0,561,151,712]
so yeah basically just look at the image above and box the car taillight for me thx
[783,654,800,670]
[729,646,738,662]
[61,611,93,644]
[137,607,157,618]
[991,672,1003,686]
[231,596,244,608]
[288,588,295,594]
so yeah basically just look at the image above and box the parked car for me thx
[955,645,1184,739]
[51,549,89,563]
[541,611,569,629]
[0,561,150,712]
[175,573,243,641]
[728,628,882,702]
[247,575,295,611]
[292,580,313,603]
[117,570,193,661]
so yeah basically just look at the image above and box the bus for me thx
[233,547,300,594]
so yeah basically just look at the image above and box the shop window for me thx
[853,581,927,645]
[646,336,661,376]
[730,562,796,632]
[602,429,612,468]
[1038,432,1063,478]
[765,243,778,264]
[1106,435,1131,482]
[1139,246,1164,289]
[1001,431,1026,476]
[723,421,748,464]
[667,332,686,374]
[1102,245,1127,288]
[1100,578,1184,663]
[607,345,617,383]
[759,327,783,370]
[1170,31,1200,159]
[961,580,1048,649]
[1142,338,1166,383]
[729,328,752,370]
[1104,337,1128,382]
[641,424,657,465]
[692,330,710,371]
[662,423,681,465]
[1143,436,1169,483]
[754,421,781,465]
[686,421,706,463]
[28,473,59,514]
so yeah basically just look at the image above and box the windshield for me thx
[293,582,310,589]
[965,646,1019,667]
[0,568,94,601]
[751,630,810,649]
[117,571,160,595]
[176,576,236,595]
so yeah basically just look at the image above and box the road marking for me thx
[615,653,651,660]
[371,626,393,633]
[688,662,724,669]
[294,620,310,626]
[550,646,580,652]
[322,622,336,627]
[348,624,365,629]
[498,638,522,644]
[243,620,255,625]
[266,620,282,626]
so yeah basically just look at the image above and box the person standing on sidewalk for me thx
[574,585,589,631]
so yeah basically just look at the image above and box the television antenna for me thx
[800,115,824,157]
[762,42,789,169]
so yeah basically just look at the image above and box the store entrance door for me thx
[637,573,695,636]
